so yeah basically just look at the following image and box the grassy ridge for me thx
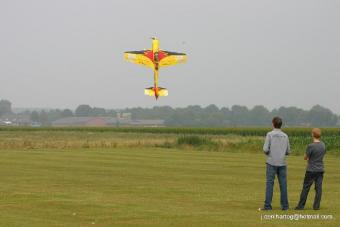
[0,128,338,154]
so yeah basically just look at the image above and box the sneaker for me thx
[295,207,304,210]
[258,207,272,211]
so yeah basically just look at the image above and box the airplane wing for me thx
[124,51,154,68]
[159,51,187,67]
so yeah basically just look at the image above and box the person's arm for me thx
[263,133,271,155]
[285,137,291,155]
[305,145,311,161]
[304,154,309,160]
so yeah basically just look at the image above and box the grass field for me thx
[0,129,338,226]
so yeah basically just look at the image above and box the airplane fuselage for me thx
[151,39,160,99]
[124,38,186,99]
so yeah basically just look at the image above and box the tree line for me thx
[0,100,339,127]
[125,105,339,127]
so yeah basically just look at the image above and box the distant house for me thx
[52,117,117,127]
[129,119,165,127]
[117,112,132,120]
[51,117,164,127]
[0,120,12,126]
[0,113,31,126]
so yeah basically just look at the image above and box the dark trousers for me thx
[297,171,324,209]
[264,164,289,210]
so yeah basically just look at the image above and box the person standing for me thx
[295,128,326,210]
[260,117,291,210]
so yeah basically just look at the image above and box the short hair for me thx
[272,117,283,129]
[312,128,321,139]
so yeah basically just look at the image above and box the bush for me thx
[177,135,218,148]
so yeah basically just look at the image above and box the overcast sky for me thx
[1,0,339,113]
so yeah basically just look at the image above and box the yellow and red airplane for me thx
[124,38,187,99]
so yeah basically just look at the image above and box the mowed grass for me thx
[0,148,339,227]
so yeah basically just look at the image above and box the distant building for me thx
[129,119,165,127]
[0,120,12,126]
[52,117,117,127]
[0,113,31,126]
[16,115,32,126]
[116,112,132,120]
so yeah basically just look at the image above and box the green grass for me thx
[0,128,338,226]
[0,147,339,226]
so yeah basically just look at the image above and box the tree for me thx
[0,99,12,116]
[204,104,219,113]
[200,105,221,126]
[75,105,92,117]
[39,110,49,125]
[273,107,307,126]
[221,107,232,126]
[106,109,117,117]
[91,107,106,116]
[46,109,63,122]
[249,105,271,126]
[30,111,40,122]
[230,105,249,126]
[307,105,338,127]
[61,109,74,118]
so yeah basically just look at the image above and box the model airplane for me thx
[124,38,187,99]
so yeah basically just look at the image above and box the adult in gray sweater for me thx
[261,117,291,211]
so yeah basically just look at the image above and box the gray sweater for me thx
[263,129,291,166]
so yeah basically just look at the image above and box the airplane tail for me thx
[144,87,168,97]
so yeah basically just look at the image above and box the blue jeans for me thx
[264,163,289,210]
